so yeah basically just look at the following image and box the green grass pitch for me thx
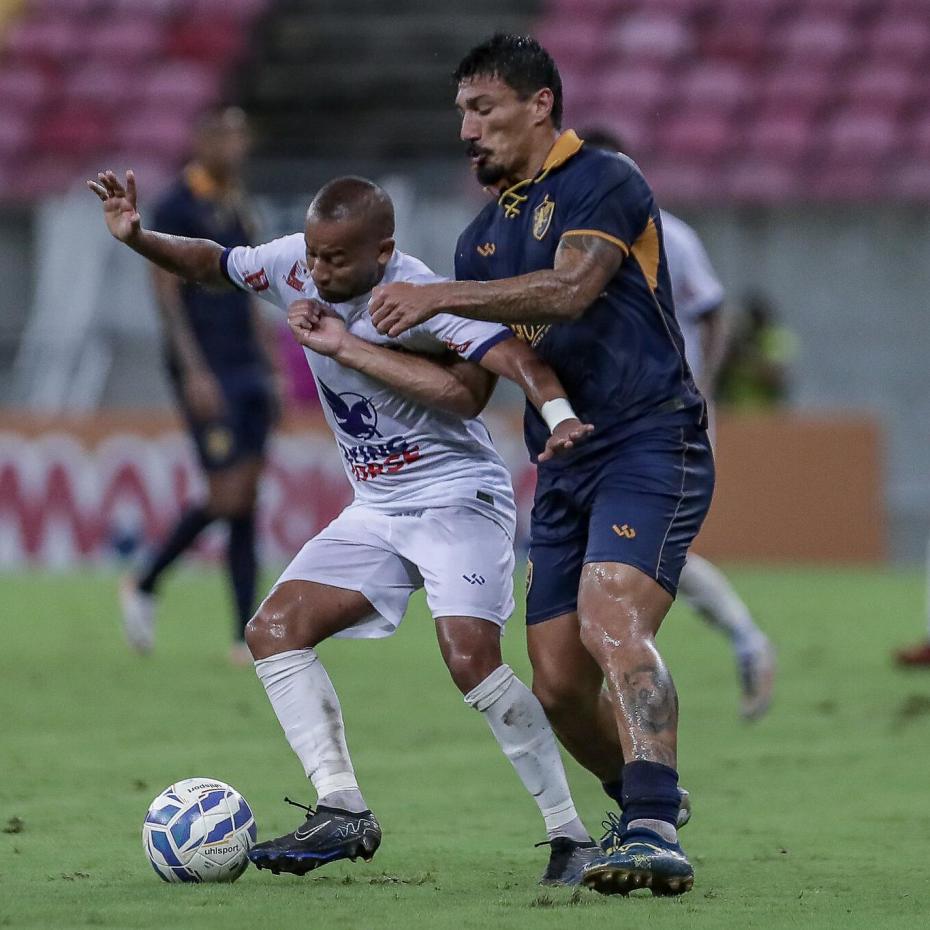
[1,565,928,929]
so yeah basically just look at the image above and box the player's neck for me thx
[495,128,562,193]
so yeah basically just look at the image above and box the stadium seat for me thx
[759,67,836,117]
[743,111,813,162]
[36,105,111,159]
[826,109,898,161]
[661,111,732,160]
[845,64,917,113]
[85,17,166,64]
[166,14,246,64]
[726,159,800,202]
[119,109,196,163]
[610,12,693,62]
[534,18,603,68]
[597,66,673,118]
[867,16,930,65]
[777,15,858,66]
[641,158,719,204]
[65,63,143,111]
[0,66,53,111]
[2,16,83,63]
[138,62,221,114]
[810,162,879,200]
[676,63,754,114]
[0,109,33,158]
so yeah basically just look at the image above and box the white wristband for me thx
[540,397,578,432]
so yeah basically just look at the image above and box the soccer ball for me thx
[142,777,257,883]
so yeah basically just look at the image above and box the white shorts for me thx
[273,503,516,639]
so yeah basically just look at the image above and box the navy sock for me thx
[602,773,624,810]
[227,513,257,641]
[619,760,680,832]
[137,506,212,594]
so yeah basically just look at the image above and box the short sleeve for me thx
[414,313,514,362]
[220,233,306,312]
[559,155,654,257]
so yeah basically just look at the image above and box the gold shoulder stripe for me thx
[561,229,630,256]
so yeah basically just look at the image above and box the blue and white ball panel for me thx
[141,778,257,883]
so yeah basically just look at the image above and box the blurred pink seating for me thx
[3,17,84,63]
[36,104,111,158]
[0,109,34,159]
[809,162,880,201]
[743,111,813,161]
[907,110,930,160]
[643,158,719,204]
[167,14,245,64]
[84,17,166,64]
[138,61,221,113]
[726,159,800,202]
[535,17,604,68]
[597,66,673,118]
[845,64,917,113]
[610,12,693,63]
[0,67,55,111]
[867,16,930,64]
[660,111,732,160]
[759,67,837,117]
[890,163,930,200]
[64,63,143,110]
[676,63,754,113]
[825,109,898,161]
[777,15,859,66]
[119,108,195,163]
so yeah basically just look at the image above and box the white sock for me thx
[254,648,367,810]
[465,664,589,843]
[679,554,765,655]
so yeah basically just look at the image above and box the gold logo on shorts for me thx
[525,558,534,597]
[205,426,233,461]
[612,523,636,539]
[532,195,555,241]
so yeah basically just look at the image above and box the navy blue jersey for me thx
[455,131,705,464]
[153,166,264,376]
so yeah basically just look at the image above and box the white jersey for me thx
[222,235,517,535]
[661,210,725,384]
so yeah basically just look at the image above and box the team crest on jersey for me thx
[318,378,381,440]
[243,268,269,291]
[532,195,555,241]
[285,260,308,291]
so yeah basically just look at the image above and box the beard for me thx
[466,143,507,186]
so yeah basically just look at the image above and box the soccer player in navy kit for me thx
[119,108,279,664]
[370,35,715,895]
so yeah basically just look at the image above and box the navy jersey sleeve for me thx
[454,228,478,282]
[559,155,655,257]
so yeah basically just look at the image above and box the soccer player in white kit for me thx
[87,170,599,884]
[576,129,776,719]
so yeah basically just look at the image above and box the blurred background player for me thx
[119,107,280,664]
[717,290,795,411]
[583,128,776,720]
[894,536,930,666]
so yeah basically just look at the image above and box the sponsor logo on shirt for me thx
[285,260,308,291]
[443,339,473,355]
[337,436,422,482]
[318,379,380,440]
[477,242,496,257]
[243,267,269,291]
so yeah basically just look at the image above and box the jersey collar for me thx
[497,130,584,219]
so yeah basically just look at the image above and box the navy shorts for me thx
[175,371,274,472]
[525,422,715,624]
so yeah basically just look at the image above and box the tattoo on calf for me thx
[620,662,678,762]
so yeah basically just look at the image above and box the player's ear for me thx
[531,88,554,127]
[377,237,395,267]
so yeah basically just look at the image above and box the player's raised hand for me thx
[537,418,595,462]
[288,299,347,358]
[86,169,141,243]
[369,281,439,337]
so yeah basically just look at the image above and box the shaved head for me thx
[307,176,394,241]
[303,177,396,303]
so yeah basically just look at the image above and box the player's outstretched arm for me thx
[86,170,228,288]
[288,299,495,419]
[478,338,593,461]
[369,234,624,337]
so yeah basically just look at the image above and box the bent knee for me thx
[244,599,302,659]
[532,672,597,719]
